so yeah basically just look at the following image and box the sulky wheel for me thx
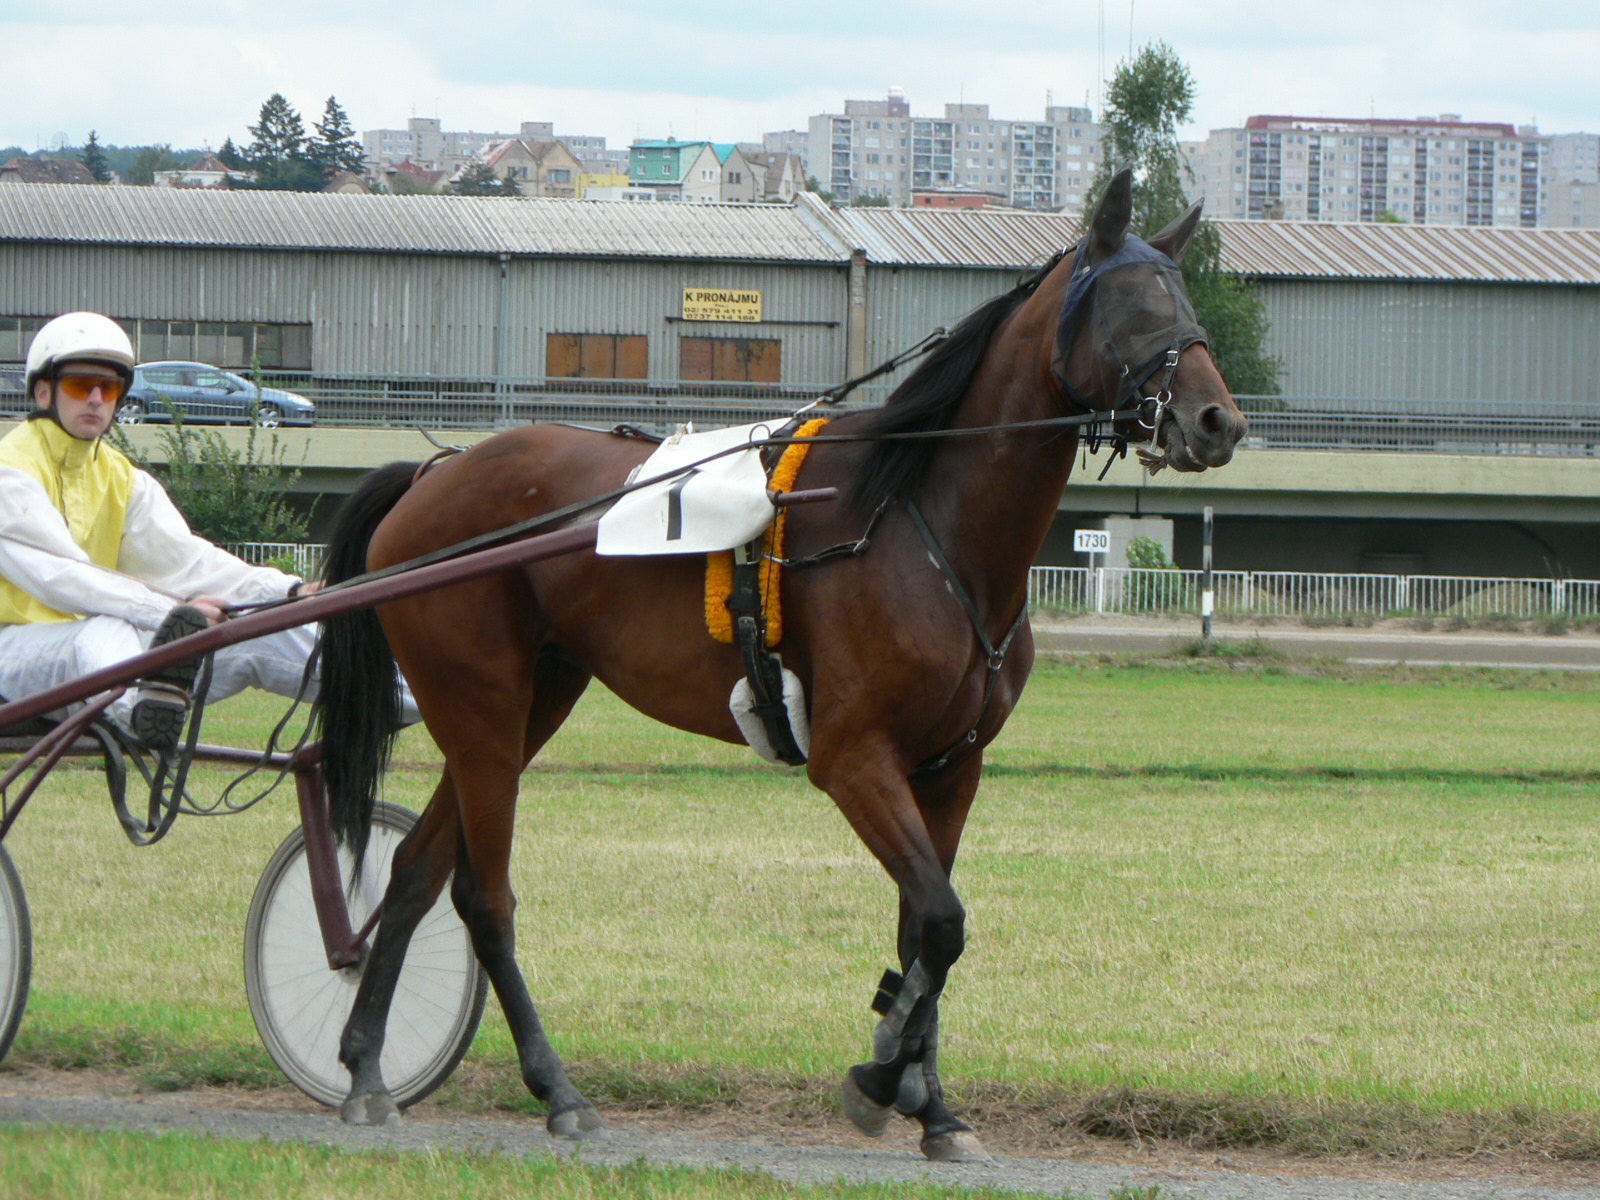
[243,801,486,1108]
[0,843,31,1066]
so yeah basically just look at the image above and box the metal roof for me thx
[0,183,850,263]
[1212,219,1600,285]
[2,183,1599,285]
[809,196,1081,268]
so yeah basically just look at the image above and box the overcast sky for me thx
[3,2,1596,154]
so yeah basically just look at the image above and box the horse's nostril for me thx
[1199,404,1245,443]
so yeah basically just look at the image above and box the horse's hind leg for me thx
[339,782,458,1125]
[446,649,602,1137]
[829,752,991,1162]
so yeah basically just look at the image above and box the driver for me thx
[0,311,406,748]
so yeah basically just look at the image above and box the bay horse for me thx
[315,169,1246,1161]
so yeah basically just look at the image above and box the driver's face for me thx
[35,362,124,440]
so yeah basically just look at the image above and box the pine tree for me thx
[1087,42,1283,403]
[309,96,366,178]
[80,130,112,183]
[244,93,324,189]
[217,136,245,171]
[450,162,521,196]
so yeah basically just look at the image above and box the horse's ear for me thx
[1148,200,1204,264]
[1087,167,1133,262]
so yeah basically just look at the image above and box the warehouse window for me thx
[546,332,648,379]
[0,316,49,365]
[3,317,311,371]
[131,320,312,370]
[679,336,781,383]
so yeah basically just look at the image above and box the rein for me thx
[229,404,1147,616]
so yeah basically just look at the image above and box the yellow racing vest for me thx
[0,419,136,624]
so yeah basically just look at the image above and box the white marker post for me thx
[1074,528,1110,612]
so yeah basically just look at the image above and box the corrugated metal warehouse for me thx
[2,184,1597,579]
[3,184,1597,407]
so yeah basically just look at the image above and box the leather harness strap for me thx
[903,499,1028,777]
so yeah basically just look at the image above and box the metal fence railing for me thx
[243,544,1600,624]
[8,370,1596,457]
[1027,566,1600,621]
[227,542,323,577]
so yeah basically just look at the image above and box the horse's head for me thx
[1055,168,1247,472]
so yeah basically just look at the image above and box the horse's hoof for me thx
[922,1129,992,1163]
[547,1105,606,1139]
[841,1073,894,1137]
[340,1092,401,1127]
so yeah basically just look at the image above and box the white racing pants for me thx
[0,615,419,726]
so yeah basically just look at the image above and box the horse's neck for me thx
[915,303,1080,624]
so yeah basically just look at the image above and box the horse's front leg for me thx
[814,745,990,1162]
[339,782,457,1125]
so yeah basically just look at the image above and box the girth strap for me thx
[904,500,1027,776]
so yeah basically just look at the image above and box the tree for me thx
[449,162,521,196]
[309,96,366,178]
[125,144,187,185]
[804,176,834,205]
[849,192,891,207]
[1088,41,1283,403]
[244,93,324,190]
[79,130,112,183]
[217,136,246,170]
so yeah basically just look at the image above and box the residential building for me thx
[576,170,633,199]
[760,130,810,175]
[714,144,758,202]
[1185,114,1548,227]
[912,188,1010,209]
[480,139,584,198]
[0,155,97,185]
[1545,132,1600,228]
[152,153,251,189]
[381,160,450,194]
[628,140,724,202]
[744,152,805,203]
[805,89,1102,209]
[363,117,623,180]
[363,117,517,178]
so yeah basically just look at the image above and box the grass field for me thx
[4,654,1600,1163]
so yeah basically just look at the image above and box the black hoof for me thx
[340,1091,401,1127]
[922,1129,992,1162]
[842,1071,894,1137]
[548,1105,605,1139]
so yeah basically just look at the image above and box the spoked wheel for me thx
[0,843,32,1065]
[244,802,487,1108]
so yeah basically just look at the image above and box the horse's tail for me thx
[314,461,420,868]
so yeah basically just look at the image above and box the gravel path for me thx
[2,1076,1596,1200]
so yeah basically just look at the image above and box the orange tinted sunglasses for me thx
[56,373,127,403]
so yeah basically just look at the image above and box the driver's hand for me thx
[187,596,229,626]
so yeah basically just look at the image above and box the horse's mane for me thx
[845,247,1072,515]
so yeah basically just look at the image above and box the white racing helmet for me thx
[25,312,136,393]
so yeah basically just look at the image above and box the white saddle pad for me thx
[595,421,778,557]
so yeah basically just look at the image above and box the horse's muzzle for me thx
[1163,401,1247,472]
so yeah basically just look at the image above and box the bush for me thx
[110,377,309,546]
[1124,535,1193,612]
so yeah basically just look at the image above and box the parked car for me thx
[0,367,24,419]
[118,362,315,427]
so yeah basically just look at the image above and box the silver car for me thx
[120,362,316,427]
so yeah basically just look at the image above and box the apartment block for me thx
[1186,114,1547,227]
[364,118,626,180]
[804,89,1103,210]
[1545,132,1600,228]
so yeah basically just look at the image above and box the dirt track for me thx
[3,1068,1598,1200]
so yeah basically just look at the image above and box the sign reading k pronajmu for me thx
[682,288,762,322]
